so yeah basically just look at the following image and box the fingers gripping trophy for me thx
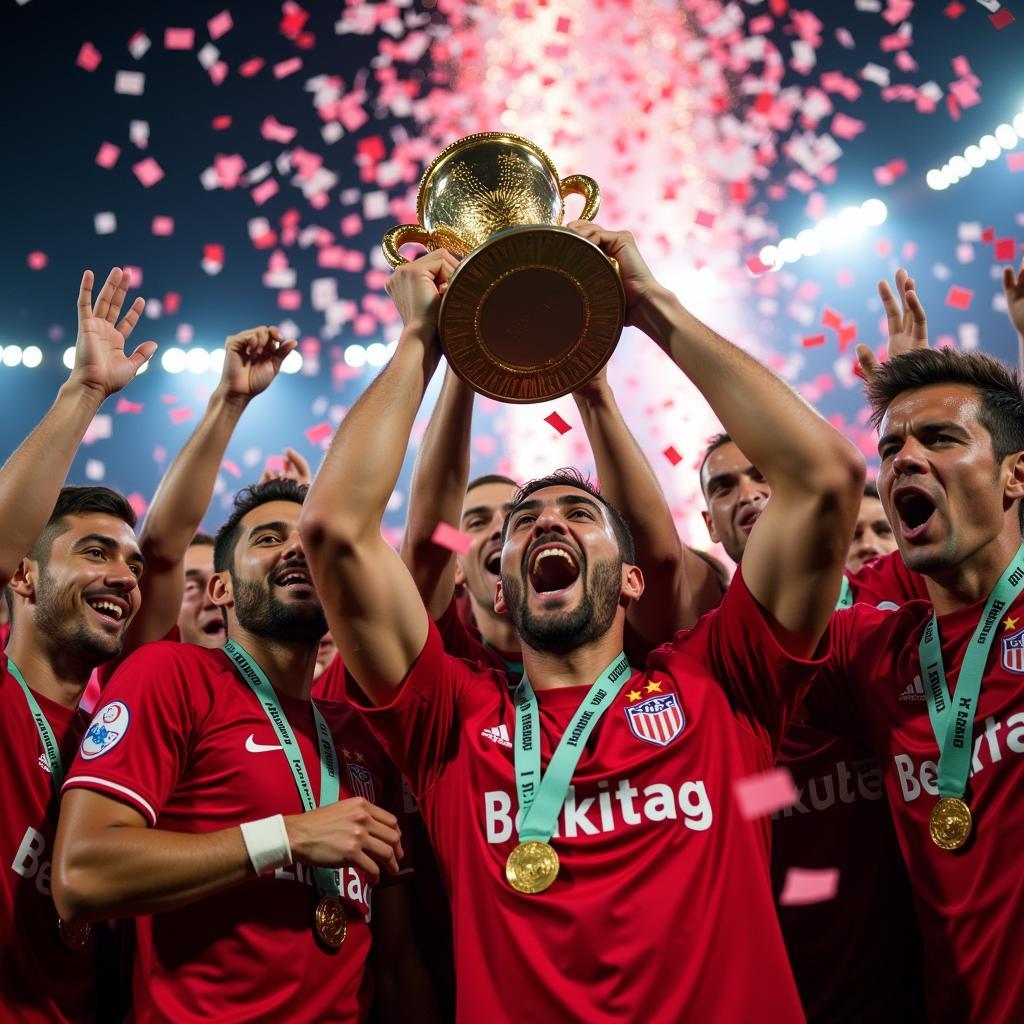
[382,133,626,403]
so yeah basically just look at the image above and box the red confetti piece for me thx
[779,868,840,906]
[27,252,47,271]
[208,10,234,39]
[164,27,195,50]
[544,411,572,435]
[944,1,965,17]
[76,42,102,72]
[169,406,195,425]
[431,522,473,556]
[115,398,143,415]
[838,323,858,351]
[163,292,181,315]
[990,9,1015,29]
[663,445,683,466]
[822,307,843,329]
[945,286,973,310]
[802,334,826,348]
[238,58,265,77]
[212,115,232,130]
[982,227,996,244]
[132,157,165,188]
[95,142,121,169]
[734,768,798,819]
[994,238,1017,262]
[304,422,333,446]
[152,216,175,236]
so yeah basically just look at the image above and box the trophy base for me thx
[438,225,625,403]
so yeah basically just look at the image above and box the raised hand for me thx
[259,447,312,486]
[856,268,927,379]
[218,325,298,403]
[1003,259,1024,339]
[70,268,156,398]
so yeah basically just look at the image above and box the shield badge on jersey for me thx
[1002,627,1024,674]
[625,693,685,748]
[347,763,376,802]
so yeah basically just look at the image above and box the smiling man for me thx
[810,347,1024,1023]
[300,227,863,1022]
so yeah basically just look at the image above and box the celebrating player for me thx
[299,227,864,1021]
[0,267,153,1023]
[847,483,898,575]
[53,479,437,1024]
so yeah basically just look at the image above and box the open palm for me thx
[1004,259,1024,337]
[856,268,927,379]
[72,268,156,397]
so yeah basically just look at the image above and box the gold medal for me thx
[314,895,347,948]
[929,796,973,851]
[58,917,91,951]
[505,840,559,894]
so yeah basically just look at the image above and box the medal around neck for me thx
[315,894,347,948]
[59,917,92,951]
[506,840,560,895]
[929,796,972,851]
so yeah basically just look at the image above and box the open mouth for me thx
[274,567,314,592]
[484,551,501,576]
[893,488,936,541]
[527,545,581,597]
[201,618,225,636]
[736,507,762,533]
[85,595,128,625]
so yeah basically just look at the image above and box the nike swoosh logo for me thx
[245,734,283,753]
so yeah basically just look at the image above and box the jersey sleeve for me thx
[663,566,833,752]
[346,618,498,799]
[851,550,929,607]
[62,642,209,825]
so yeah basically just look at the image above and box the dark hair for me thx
[214,479,308,573]
[6,486,137,622]
[699,432,733,481]
[466,473,519,493]
[501,467,636,564]
[863,481,880,500]
[190,532,215,547]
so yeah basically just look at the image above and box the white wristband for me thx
[240,814,293,875]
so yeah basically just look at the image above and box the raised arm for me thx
[570,223,864,655]
[573,367,722,637]
[0,268,154,588]
[300,251,459,702]
[123,327,298,649]
[1004,259,1024,371]
[400,367,475,619]
[856,268,928,379]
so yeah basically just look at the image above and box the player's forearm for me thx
[633,286,864,495]
[53,822,253,922]
[140,388,248,564]
[400,368,474,618]
[0,382,104,586]
[304,325,441,545]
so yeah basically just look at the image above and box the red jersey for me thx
[0,664,92,1024]
[349,568,823,1023]
[63,642,407,1024]
[850,549,929,607]
[809,592,1024,1024]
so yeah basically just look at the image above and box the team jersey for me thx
[348,568,825,1024]
[63,641,407,1024]
[0,663,92,1024]
[850,549,929,607]
[807,590,1024,1024]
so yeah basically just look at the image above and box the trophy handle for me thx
[382,225,434,268]
[559,175,602,222]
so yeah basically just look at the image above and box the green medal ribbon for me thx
[835,575,854,610]
[919,543,1024,800]
[513,651,631,844]
[223,640,340,896]
[8,657,65,792]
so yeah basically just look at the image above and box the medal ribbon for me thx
[223,640,340,896]
[513,651,631,845]
[919,543,1024,800]
[8,657,65,792]
[835,575,853,610]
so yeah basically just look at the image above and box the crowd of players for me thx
[2,229,1024,1024]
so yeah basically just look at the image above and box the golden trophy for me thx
[382,132,625,403]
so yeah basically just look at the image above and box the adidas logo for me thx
[898,675,926,703]
[481,723,512,748]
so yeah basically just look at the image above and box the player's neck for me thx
[5,627,91,710]
[925,531,1023,616]
[521,626,626,691]
[229,626,317,701]
[473,598,521,655]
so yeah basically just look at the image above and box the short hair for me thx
[502,467,637,564]
[214,479,307,573]
[699,432,733,482]
[7,486,137,622]
[866,349,1024,531]
[466,473,519,494]
[190,532,215,548]
[863,481,880,500]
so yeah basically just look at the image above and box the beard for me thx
[501,556,622,655]
[34,569,125,665]
[232,575,328,644]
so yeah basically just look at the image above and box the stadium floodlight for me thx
[22,346,43,368]
[925,105,1024,189]
[161,347,187,374]
[281,350,303,374]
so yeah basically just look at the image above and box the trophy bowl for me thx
[382,133,625,403]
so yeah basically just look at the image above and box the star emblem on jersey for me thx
[1003,615,1019,632]
[80,701,130,760]
[1001,626,1024,674]
[624,689,685,747]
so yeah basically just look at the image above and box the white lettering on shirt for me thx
[272,862,374,922]
[11,826,52,896]
[773,758,884,818]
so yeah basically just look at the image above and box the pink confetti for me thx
[945,286,973,310]
[261,115,297,143]
[169,406,195,425]
[152,215,175,236]
[431,522,473,556]
[694,209,716,230]
[238,58,264,77]
[779,867,840,906]
[212,115,232,130]
[830,113,866,140]
[221,459,242,478]
[115,398,143,415]
[944,2,965,17]
[208,10,234,39]
[164,28,195,50]
[663,445,683,466]
[734,767,799,819]
[95,142,121,169]
[1007,153,1024,173]
[272,57,302,79]
[304,422,333,446]
[76,42,102,72]
[132,157,165,188]
[251,179,279,206]
[994,238,1017,262]
[26,252,47,271]
[544,411,572,435]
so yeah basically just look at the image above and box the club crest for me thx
[625,692,685,747]
[1002,627,1024,674]
[347,762,376,802]
[81,701,130,760]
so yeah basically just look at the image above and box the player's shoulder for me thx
[106,640,231,695]
[833,596,932,648]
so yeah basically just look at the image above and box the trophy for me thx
[382,132,625,403]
